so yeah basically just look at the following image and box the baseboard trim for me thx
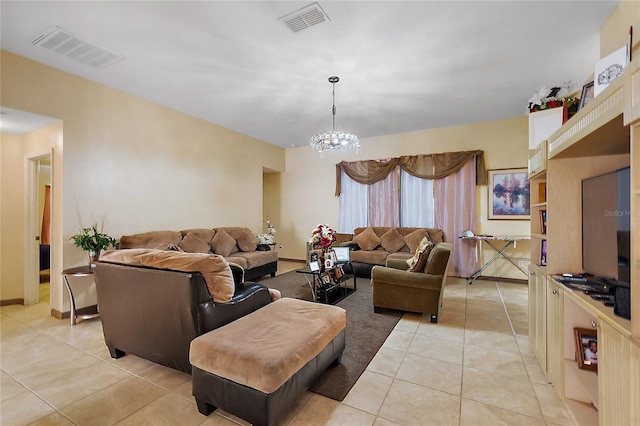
[0,298,24,306]
[278,258,305,263]
[51,304,99,320]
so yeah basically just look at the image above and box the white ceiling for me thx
[0,1,618,147]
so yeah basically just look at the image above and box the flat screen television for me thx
[581,166,630,284]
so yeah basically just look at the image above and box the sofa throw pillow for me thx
[180,228,216,245]
[353,227,381,251]
[380,228,406,253]
[179,232,212,253]
[407,237,435,272]
[427,229,444,243]
[236,228,259,252]
[404,229,428,253]
[210,229,237,257]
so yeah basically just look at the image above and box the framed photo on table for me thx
[574,328,598,372]
[488,168,530,220]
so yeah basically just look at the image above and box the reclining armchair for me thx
[371,242,452,322]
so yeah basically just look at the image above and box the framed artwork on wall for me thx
[488,168,530,220]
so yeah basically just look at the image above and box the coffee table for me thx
[296,262,356,304]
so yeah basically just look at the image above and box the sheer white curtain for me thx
[434,159,478,277]
[338,171,368,233]
[368,168,399,227]
[400,170,434,227]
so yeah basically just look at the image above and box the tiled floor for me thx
[1,261,573,426]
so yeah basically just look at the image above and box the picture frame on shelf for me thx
[594,45,627,97]
[309,261,320,272]
[488,168,530,220]
[578,81,595,111]
[539,240,547,266]
[574,328,598,372]
[540,210,547,234]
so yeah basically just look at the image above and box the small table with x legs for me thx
[460,235,531,284]
[62,265,101,325]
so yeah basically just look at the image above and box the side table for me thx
[62,265,100,326]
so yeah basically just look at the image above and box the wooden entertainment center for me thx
[528,57,640,424]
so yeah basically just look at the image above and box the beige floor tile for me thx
[373,417,403,426]
[115,393,204,426]
[394,313,422,333]
[32,361,130,409]
[200,412,248,425]
[173,379,196,402]
[416,321,465,344]
[105,353,159,375]
[396,353,462,395]
[464,316,513,334]
[136,362,192,390]
[460,397,546,426]
[0,389,55,426]
[29,412,78,425]
[343,370,393,415]
[511,319,529,335]
[60,376,168,426]
[208,410,250,425]
[464,329,520,353]
[522,355,549,385]
[289,393,376,426]
[463,346,528,379]
[378,379,460,426]
[439,299,466,314]
[462,366,542,419]
[436,311,466,327]
[9,348,101,389]
[1,371,29,401]
[382,329,414,352]
[1,333,71,371]
[515,335,533,353]
[531,382,574,425]
[366,347,405,377]
[408,333,464,365]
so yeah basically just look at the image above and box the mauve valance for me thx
[335,150,486,196]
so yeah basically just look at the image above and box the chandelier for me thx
[309,76,359,156]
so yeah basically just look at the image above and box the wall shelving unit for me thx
[528,57,640,425]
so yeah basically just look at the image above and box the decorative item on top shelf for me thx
[488,168,530,220]
[578,81,595,111]
[527,82,579,118]
[574,327,598,373]
[594,45,628,97]
[70,223,117,266]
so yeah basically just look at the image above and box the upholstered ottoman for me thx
[190,297,346,426]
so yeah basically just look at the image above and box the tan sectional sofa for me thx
[118,227,278,281]
[346,226,444,276]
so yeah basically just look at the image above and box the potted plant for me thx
[70,224,117,266]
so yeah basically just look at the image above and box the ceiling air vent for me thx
[278,2,330,33]
[32,26,125,69]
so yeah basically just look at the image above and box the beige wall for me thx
[280,116,531,279]
[600,1,639,59]
[1,51,285,312]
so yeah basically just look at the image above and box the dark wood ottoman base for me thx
[192,329,345,426]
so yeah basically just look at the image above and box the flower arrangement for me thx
[527,83,579,116]
[257,220,276,245]
[308,224,336,250]
[70,224,116,254]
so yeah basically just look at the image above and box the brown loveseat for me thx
[118,227,278,281]
[372,242,452,321]
[94,249,273,373]
[346,227,444,276]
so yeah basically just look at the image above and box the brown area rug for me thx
[256,270,402,401]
